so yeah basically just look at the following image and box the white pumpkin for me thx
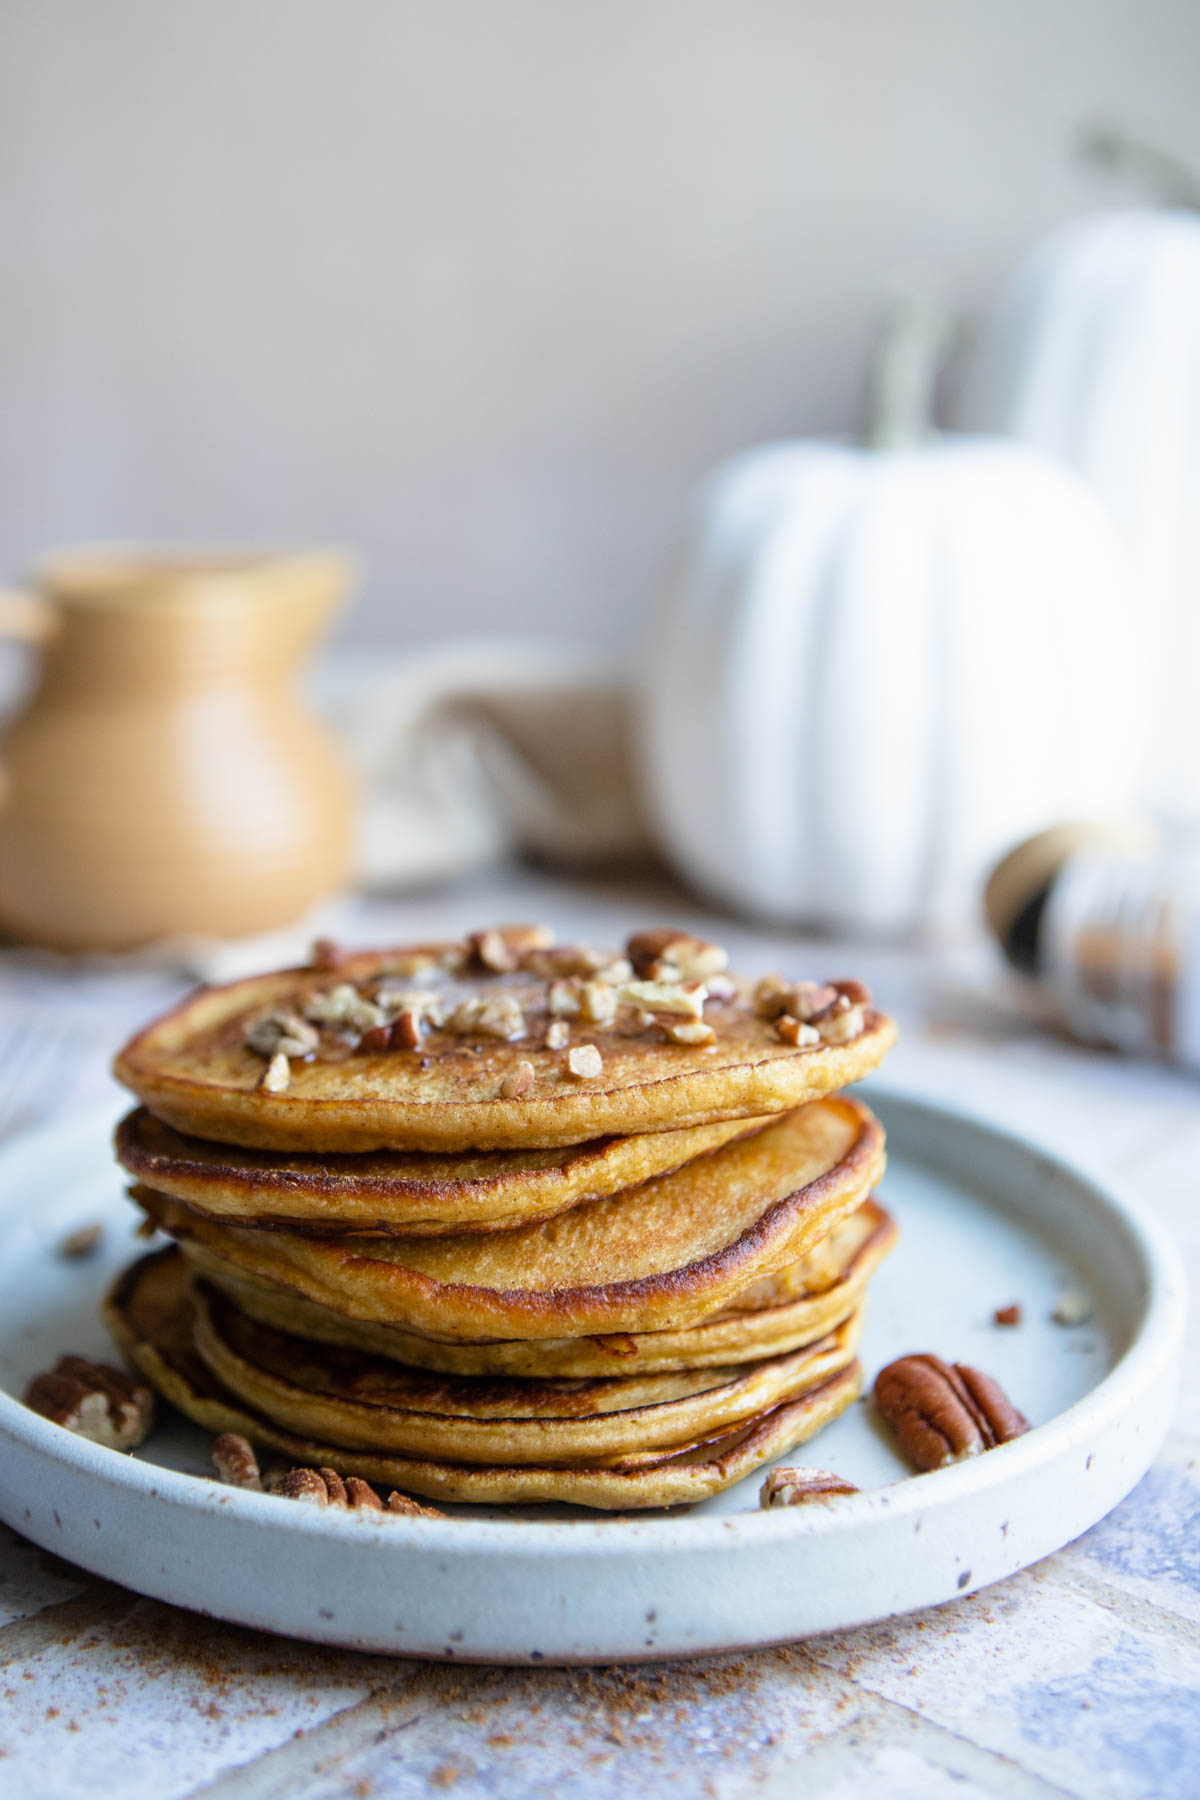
[637,308,1146,937]
[952,137,1200,817]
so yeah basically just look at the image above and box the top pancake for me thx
[113,927,897,1152]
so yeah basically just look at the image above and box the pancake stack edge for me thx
[108,925,898,1511]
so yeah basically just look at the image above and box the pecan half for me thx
[212,1432,263,1491]
[25,1356,155,1450]
[387,1490,448,1519]
[874,1354,1029,1472]
[759,1467,860,1508]
[269,1466,384,1510]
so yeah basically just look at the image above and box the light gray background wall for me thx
[2,1,1198,650]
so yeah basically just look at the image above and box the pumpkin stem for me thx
[1079,123,1200,209]
[862,294,945,451]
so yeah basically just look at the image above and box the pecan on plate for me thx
[760,1467,860,1508]
[211,1432,263,1491]
[386,1491,448,1519]
[269,1466,382,1510]
[25,1355,155,1450]
[874,1354,1029,1472]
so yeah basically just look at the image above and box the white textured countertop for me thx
[0,870,1195,1799]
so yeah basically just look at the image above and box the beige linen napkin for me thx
[313,639,649,890]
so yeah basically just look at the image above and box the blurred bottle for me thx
[986,822,1200,1073]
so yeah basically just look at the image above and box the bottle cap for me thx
[985,820,1159,973]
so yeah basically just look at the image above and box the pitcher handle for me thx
[0,590,55,645]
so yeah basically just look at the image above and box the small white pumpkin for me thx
[952,130,1200,817]
[637,303,1146,936]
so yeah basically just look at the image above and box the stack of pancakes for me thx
[108,927,897,1510]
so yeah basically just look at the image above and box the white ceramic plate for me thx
[0,1090,1184,1663]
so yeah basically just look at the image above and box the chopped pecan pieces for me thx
[469,928,518,973]
[523,944,607,979]
[245,1010,320,1057]
[566,1044,603,1079]
[594,956,634,985]
[310,937,349,971]
[579,980,617,1026]
[813,995,865,1044]
[500,1060,535,1099]
[376,986,447,1028]
[450,993,526,1040]
[874,1354,1029,1472]
[59,1222,103,1259]
[627,930,728,982]
[389,1009,423,1051]
[760,1467,860,1507]
[667,1019,716,1047]
[993,1304,1022,1328]
[301,983,384,1033]
[469,924,554,972]
[211,1432,263,1491]
[616,979,707,1018]
[25,1356,154,1450]
[387,1490,448,1518]
[385,949,440,979]
[774,1014,820,1048]
[831,978,872,1006]
[547,978,582,1017]
[260,1051,291,1093]
[754,977,836,1023]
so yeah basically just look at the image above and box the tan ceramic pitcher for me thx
[0,547,357,950]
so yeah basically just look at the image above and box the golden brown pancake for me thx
[104,1250,863,1510]
[136,1096,886,1341]
[189,1278,861,1464]
[114,1106,771,1237]
[191,1199,896,1377]
[113,938,896,1152]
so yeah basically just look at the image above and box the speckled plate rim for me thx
[0,1089,1186,1662]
